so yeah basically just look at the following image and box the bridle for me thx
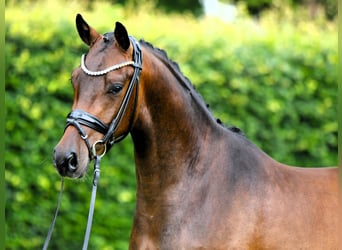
[67,35,142,159]
[43,36,142,250]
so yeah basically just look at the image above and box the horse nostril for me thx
[67,152,78,172]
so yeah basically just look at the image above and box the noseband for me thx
[66,36,142,158]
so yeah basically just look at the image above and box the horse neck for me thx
[131,46,219,203]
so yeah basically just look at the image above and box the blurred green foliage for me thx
[5,1,337,249]
[5,0,337,19]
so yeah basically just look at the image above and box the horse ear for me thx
[76,14,101,47]
[114,22,130,51]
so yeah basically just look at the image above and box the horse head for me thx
[53,14,142,178]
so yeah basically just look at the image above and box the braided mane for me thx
[139,39,244,136]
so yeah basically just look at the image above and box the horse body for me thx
[53,15,338,249]
[129,44,338,249]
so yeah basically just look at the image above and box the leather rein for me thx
[43,36,142,250]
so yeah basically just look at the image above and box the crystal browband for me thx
[81,54,135,76]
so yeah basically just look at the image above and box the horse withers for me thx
[53,14,338,249]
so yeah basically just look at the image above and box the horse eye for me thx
[108,84,123,95]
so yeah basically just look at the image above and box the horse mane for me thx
[139,39,245,136]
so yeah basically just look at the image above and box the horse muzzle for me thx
[53,129,90,178]
[53,149,76,176]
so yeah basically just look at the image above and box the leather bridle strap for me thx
[67,110,108,135]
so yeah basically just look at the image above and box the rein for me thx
[43,36,142,249]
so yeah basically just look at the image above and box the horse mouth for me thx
[55,165,88,178]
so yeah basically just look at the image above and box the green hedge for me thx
[5,1,337,249]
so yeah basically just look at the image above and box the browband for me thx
[81,54,135,76]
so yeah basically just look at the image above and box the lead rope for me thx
[82,155,101,250]
[42,177,65,250]
[42,156,102,250]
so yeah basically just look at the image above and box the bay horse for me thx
[53,14,338,249]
